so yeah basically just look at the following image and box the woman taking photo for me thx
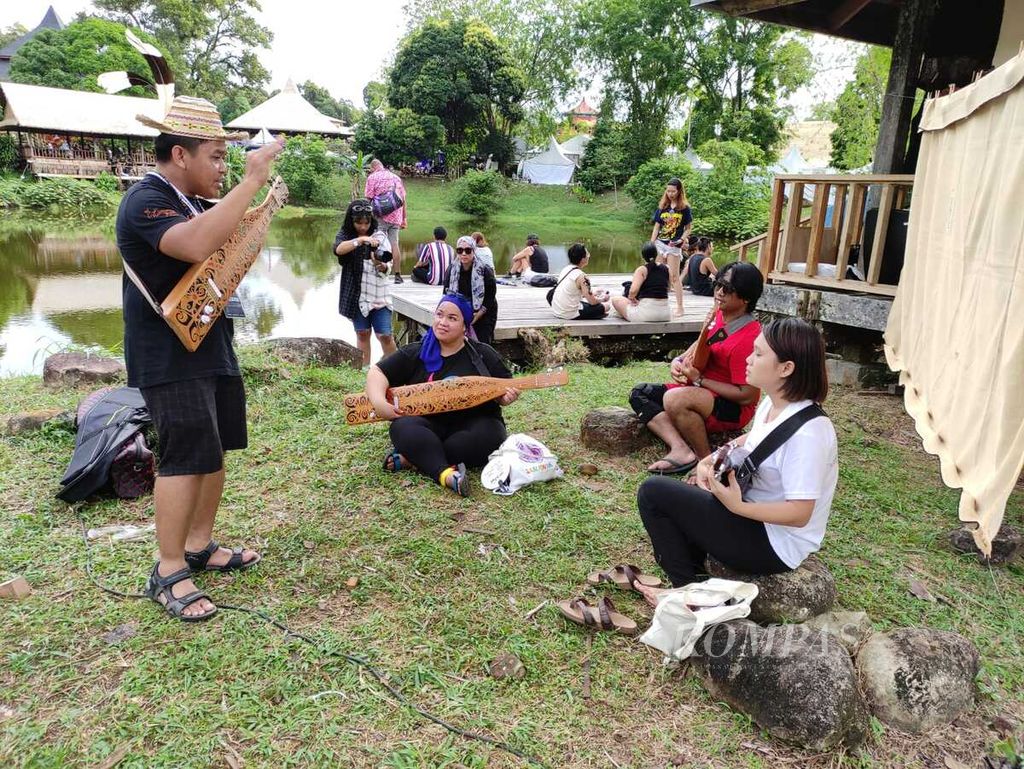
[443,235,498,343]
[635,317,837,602]
[367,294,519,497]
[611,241,671,322]
[650,177,692,317]
[333,199,397,367]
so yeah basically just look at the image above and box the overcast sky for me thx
[2,1,858,118]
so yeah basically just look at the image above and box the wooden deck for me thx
[391,274,715,349]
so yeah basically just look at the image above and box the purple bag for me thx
[371,183,404,218]
[110,433,155,499]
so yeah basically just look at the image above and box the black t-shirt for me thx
[116,175,240,388]
[376,340,511,421]
[529,245,549,273]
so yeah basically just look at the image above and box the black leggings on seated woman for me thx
[637,476,790,586]
[389,414,506,481]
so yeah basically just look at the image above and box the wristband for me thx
[695,375,704,388]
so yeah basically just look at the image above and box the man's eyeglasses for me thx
[455,247,474,255]
[713,279,736,295]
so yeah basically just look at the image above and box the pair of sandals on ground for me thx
[556,564,665,636]
[146,540,260,622]
[382,446,470,497]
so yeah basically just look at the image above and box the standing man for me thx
[364,158,408,283]
[121,96,283,621]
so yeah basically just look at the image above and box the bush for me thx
[93,172,120,193]
[0,177,117,212]
[624,158,697,225]
[450,170,506,217]
[274,134,336,206]
[687,140,771,239]
[0,135,18,173]
[309,174,347,209]
[224,145,246,192]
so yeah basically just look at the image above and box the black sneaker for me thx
[393,274,404,284]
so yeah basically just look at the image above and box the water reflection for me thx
[0,214,654,377]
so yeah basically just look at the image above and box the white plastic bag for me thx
[639,578,758,661]
[480,433,563,496]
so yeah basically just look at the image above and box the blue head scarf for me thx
[420,293,476,375]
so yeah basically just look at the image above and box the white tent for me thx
[559,133,592,166]
[683,148,714,173]
[246,128,276,147]
[520,137,575,185]
[227,79,353,138]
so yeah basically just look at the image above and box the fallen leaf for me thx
[449,512,466,522]
[578,463,599,476]
[943,756,972,769]
[96,745,130,769]
[345,577,359,589]
[0,704,14,721]
[302,541,316,551]
[225,755,242,769]
[990,714,1017,734]
[908,579,936,602]
[101,624,138,645]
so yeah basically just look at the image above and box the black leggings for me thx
[389,414,506,481]
[637,476,790,587]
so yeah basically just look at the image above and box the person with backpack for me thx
[118,96,280,622]
[635,317,837,600]
[364,159,407,283]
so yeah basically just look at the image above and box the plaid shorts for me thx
[140,376,247,476]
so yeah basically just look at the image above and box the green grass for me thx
[1,354,1021,768]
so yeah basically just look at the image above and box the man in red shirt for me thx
[644,261,764,474]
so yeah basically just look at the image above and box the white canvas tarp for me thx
[521,137,575,185]
[883,51,1024,556]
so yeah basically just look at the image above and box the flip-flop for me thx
[647,457,698,475]
[587,564,663,591]
[556,596,638,635]
[382,447,403,473]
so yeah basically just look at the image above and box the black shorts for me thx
[575,302,607,320]
[141,375,247,476]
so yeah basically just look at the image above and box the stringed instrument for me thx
[690,300,720,372]
[344,369,569,425]
[160,176,289,351]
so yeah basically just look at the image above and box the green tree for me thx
[576,95,629,193]
[354,108,445,167]
[688,140,771,238]
[688,19,813,156]
[363,81,388,112]
[388,19,525,150]
[0,23,28,49]
[450,169,506,217]
[217,92,252,124]
[95,0,272,105]
[403,0,580,111]
[274,134,337,207]
[624,157,697,226]
[827,46,891,170]
[338,149,373,202]
[300,81,358,125]
[580,0,696,170]
[9,18,155,95]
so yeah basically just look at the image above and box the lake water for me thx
[0,214,660,377]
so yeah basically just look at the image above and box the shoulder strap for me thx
[464,340,491,376]
[555,267,580,289]
[736,404,826,484]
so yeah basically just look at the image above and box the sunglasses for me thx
[713,279,736,295]
[351,203,373,215]
[455,247,474,254]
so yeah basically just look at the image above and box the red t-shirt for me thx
[702,311,761,427]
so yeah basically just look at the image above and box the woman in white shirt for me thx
[550,243,610,320]
[635,318,838,601]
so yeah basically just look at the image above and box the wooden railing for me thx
[750,174,914,297]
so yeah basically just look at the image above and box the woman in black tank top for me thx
[685,237,717,297]
[611,243,672,322]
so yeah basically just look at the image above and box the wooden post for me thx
[805,183,831,278]
[873,0,937,174]
[777,182,805,273]
[836,183,866,281]
[867,184,894,284]
[760,178,786,277]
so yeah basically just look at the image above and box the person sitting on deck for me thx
[683,236,717,297]
[611,242,671,323]
[368,294,519,497]
[443,235,498,343]
[635,318,837,601]
[508,233,549,278]
[631,261,764,475]
[550,243,610,320]
[411,226,453,285]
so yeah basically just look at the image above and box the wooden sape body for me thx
[691,300,719,371]
[161,176,289,351]
[344,369,569,425]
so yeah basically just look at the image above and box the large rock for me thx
[265,337,362,368]
[806,611,874,653]
[43,353,124,388]
[948,525,1023,566]
[2,408,73,436]
[706,555,836,624]
[693,620,870,750]
[856,627,979,733]
[580,407,653,456]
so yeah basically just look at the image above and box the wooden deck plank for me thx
[391,274,716,341]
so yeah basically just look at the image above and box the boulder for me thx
[693,620,870,750]
[2,408,73,436]
[948,525,1023,566]
[43,353,124,388]
[856,627,979,733]
[806,611,874,653]
[706,555,836,624]
[580,407,653,456]
[265,337,362,369]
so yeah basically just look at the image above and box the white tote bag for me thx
[480,433,563,496]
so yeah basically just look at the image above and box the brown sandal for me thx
[586,564,662,592]
[555,596,638,635]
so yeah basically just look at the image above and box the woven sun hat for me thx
[137,95,248,141]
